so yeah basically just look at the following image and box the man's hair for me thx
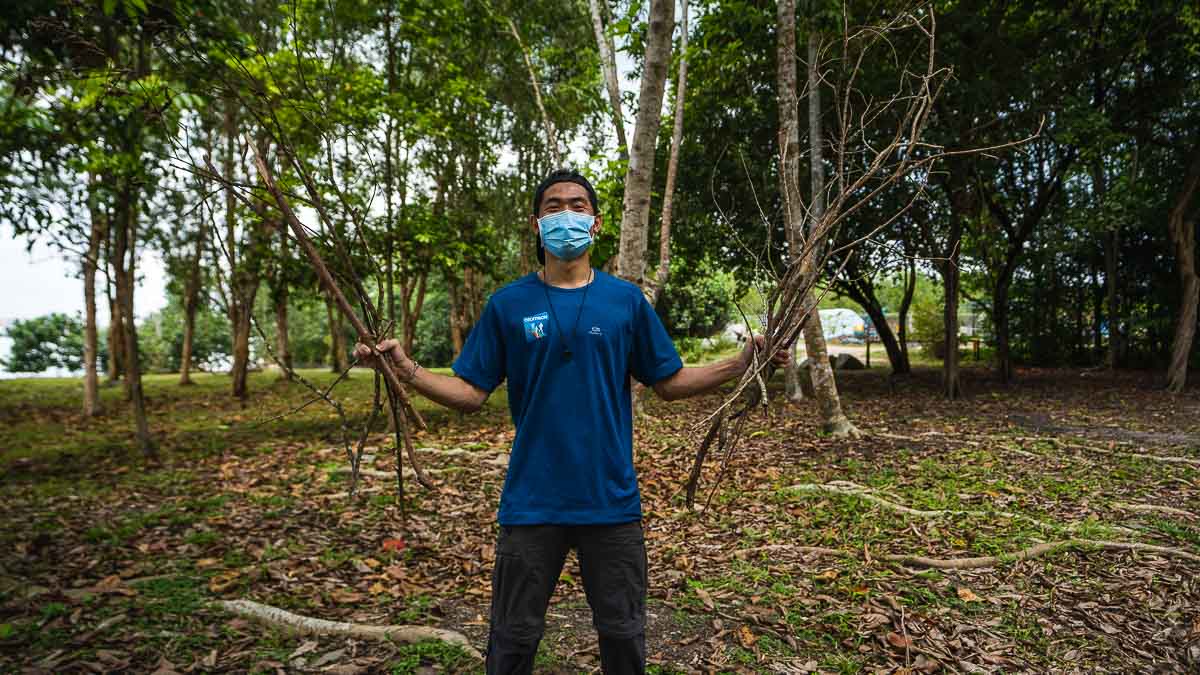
[532,168,599,264]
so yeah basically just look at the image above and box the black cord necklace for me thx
[541,268,594,362]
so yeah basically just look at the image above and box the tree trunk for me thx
[859,290,907,374]
[274,289,291,377]
[649,0,688,308]
[180,300,197,384]
[83,181,105,417]
[777,0,805,403]
[403,272,427,355]
[107,278,124,386]
[942,219,963,399]
[179,207,206,386]
[114,174,156,461]
[775,3,857,434]
[588,0,627,160]
[615,0,674,285]
[1166,142,1200,393]
[802,29,856,434]
[898,256,916,368]
[993,277,1013,383]
[326,298,349,373]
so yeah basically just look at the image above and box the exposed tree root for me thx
[213,600,482,659]
[332,467,445,480]
[729,539,1200,569]
[875,429,1200,467]
[1058,441,1200,466]
[881,539,1200,569]
[1112,502,1197,519]
[729,544,852,560]
[786,482,1138,535]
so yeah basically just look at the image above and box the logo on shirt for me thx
[523,312,549,342]
[589,326,602,336]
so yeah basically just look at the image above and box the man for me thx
[356,168,788,674]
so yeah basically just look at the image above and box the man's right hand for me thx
[353,338,409,372]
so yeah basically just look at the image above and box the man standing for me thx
[356,169,788,674]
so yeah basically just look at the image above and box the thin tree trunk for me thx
[179,210,206,385]
[83,181,105,416]
[943,219,963,399]
[898,256,916,368]
[802,29,856,435]
[114,173,156,460]
[326,298,349,373]
[776,0,804,403]
[615,0,674,285]
[1166,142,1200,393]
[650,0,688,308]
[506,16,560,166]
[588,0,627,160]
[106,271,123,385]
[403,272,427,355]
[994,278,1013,383]
[273,229,292,380]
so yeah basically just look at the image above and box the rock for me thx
[832,353,865,370]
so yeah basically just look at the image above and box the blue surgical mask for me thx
[538,210,595,261]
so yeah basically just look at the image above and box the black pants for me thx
[485,521,647,675]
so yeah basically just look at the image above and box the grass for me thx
[0,368,509,472]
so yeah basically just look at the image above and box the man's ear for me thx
[529,213,539,235]
[591,213,603,238]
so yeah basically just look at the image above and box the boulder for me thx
[832,353,866,370]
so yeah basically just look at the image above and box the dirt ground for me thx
[1,365,1198,673]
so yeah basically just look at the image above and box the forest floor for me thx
[1,362,1199,674]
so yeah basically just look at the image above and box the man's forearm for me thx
[400,362,489,413]
[653,354,747,401]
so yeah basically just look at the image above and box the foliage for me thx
[412,281,453,368]
[2,314,86,373]
[139,299,232,373]
[656,258,737,338]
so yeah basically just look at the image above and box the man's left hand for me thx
[742,335,791,371]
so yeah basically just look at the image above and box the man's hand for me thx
[742,335,791,372]
[353,338,409,371]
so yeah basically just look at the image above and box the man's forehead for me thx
[542,182,590,201]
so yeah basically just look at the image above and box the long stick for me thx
[249,144,433,489]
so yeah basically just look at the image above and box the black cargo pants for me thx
[485,521,647,675]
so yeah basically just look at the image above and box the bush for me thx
[911,301,945,358]
[2,313,85,373]
[412,286,453,367]
[138,299,232,373]
[656,258,736,339]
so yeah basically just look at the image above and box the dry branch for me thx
[786,481,1138,536]
[248,143,432,490]
[1111,502,1197,520]
[728,539,1200,569]
[880,539,1200,569]
[213,600,481,659]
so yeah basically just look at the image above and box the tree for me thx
[2,314,85,373]
[776,0,858,434]
[615,0,675,287]
[1165,141,1200,392]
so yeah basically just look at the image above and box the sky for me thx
[0,225,168,326]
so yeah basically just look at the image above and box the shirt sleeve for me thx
[452,297,506,392]
[630,291,684,386]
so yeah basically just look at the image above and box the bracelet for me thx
[399,358,421,383]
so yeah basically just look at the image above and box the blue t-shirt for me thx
[452,270,683,526]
